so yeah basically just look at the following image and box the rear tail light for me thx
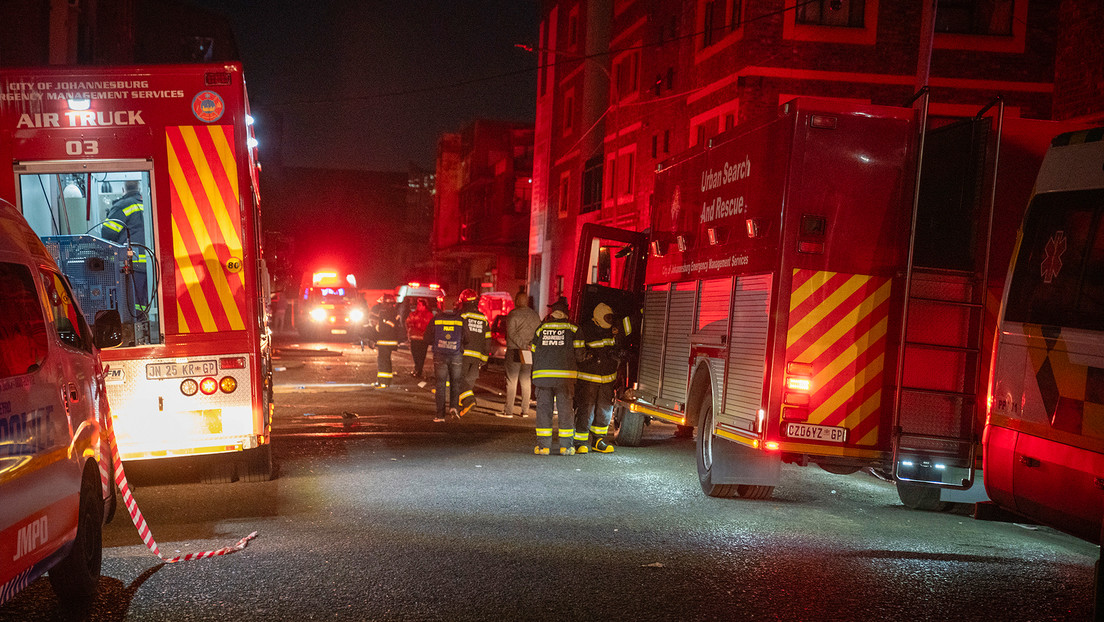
[220,356,246,369]
[180,378,199,396]
[784,362,813,401]
[200,377,219,395]
[219,376,237,393]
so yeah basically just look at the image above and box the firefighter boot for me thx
[592,438,614,453]
[534,446,550,456]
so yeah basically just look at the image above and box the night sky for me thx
[190,0,540,172]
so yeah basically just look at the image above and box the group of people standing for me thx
[369,289,628,456]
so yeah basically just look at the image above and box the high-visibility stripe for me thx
[533,369,577,379]
[463,350,489,361]
[542,322,577,330]
[785,269,890,448]
[378,372,393,378]
[168,124,245,333]
[622,317,632,334]
[574,432,589,441]
[586,338,616,348]
[122,204,143,216]
[536,428,553,437]
[104,220,124,232]
[558,429,575,438]
[459,390,474,401]
[577,372,617,383]
[590,426,609,435]
[377,340,399,346]
[435,320,463,326]
[573,340,585,348]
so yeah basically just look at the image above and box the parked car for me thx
[0,199,121,608]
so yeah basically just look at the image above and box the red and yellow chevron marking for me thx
[167,125,245,333]
[785,269,892,448]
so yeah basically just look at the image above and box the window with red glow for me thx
[0,262,49,378]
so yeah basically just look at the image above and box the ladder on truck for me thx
[893,95,1005,501]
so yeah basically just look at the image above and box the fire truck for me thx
[295,270,366,339]
[0,63,274,481]
[573,96,1083,506]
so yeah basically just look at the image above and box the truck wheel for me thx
[240,445,274,482]
[896,481,948,511]
[695,400,738,498]
[615,404,644,447]
[202,460,237,484]
[736,484,775,500]
[49,465,103,606]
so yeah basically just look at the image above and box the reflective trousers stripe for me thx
[535,428,553,437]
[558,429,574,438]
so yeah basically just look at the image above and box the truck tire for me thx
[49,464,103,606]
[615,404,644,447]
[695,399,738,498]
[896,481,948,512]
[736,484,775,500]
[240,444,274,482]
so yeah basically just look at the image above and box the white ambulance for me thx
[0,198,120,607]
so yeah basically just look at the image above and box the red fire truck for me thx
[0,63,274,481]
[574,96,1082,506]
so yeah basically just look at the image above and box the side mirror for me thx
[93,309,123,349]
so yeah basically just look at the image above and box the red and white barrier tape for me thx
[103,418,257,563]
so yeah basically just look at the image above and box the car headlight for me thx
[349,308,365,322]
[309,307,327,322]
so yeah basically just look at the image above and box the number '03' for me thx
[65,140,99,156]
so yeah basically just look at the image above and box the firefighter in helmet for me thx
[101,179,148,312]
[370,293,402,387]
[456,289,489,417]
[573,302,619,453]
[531,297,584,455]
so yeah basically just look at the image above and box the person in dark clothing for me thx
[101,179,148,309]
[573,302,619,453]
[457,289,489,417]
[405,298,434,379]
[369,293,402,387]
[531,297,583,456]
[428,298,464,422]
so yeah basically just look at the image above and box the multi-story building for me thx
[529,0,1104,310]
[432,120,535,297]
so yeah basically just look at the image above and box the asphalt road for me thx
[1,335,1097,621]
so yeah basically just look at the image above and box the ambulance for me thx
[0,199,120,607]
[983,127,1104,615]
[0,63,274,481]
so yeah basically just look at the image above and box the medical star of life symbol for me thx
[1041,230,1067,284]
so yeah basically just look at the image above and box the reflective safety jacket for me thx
[431,310,463,355]
[371,303,402,346]
[102,191,145,247]
[531,320,583,387]
[461,309,490,362]
[577,318,618,384]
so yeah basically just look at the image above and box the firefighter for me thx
[573,302,619,454]
[428,297,464,422]
[369,293,402,387]
[101,179,148,311]
[457,289,489,417]
[405,297,434,379]
[531,297,584,456]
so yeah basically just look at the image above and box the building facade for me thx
[529,0,1104,311]
[432,119,535,298]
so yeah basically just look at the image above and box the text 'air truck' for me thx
[573,95,1085,508]
[0,63,274,482]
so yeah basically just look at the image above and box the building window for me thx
[624,152,635,195]
[696,125,707,147]
[725,114,735,131]
[558,173,571,218]
[663,130,670,154]
[702,0,720,47]
[729,0,742,31]
[652,135,658,159]
[654,74,662,96]
[563,90,575,134]
[936,0,1013,36]
[666,67,674,90]
[796,0,866,28]
[568,7,579,47]
[613,51,640,101]
[514,179,532,214]
[606,156,617,200]
[581,156,603,214]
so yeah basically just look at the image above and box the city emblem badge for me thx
[192,90,225,123]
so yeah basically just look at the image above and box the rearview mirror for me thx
[93,309,123,349]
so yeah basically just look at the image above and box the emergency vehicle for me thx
[574,96,1081,505]
[983,127,1104,615]
[0,63,274,481]
[295,270,365,339]
[0,199,120,607]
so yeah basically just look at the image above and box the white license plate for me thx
[784,422,848,443]
[331,329,347,335]
[146,359,217,380]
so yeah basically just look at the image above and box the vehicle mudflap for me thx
[711,434,782,487]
